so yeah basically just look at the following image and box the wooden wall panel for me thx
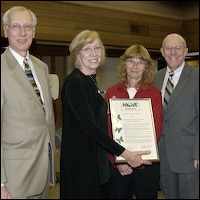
[1,1,199,51]
[183,19,199,51]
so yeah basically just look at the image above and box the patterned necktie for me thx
[24,59,44,109]
[163,71,174,109]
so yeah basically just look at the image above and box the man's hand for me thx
[1,186,11,199]
[194,159,199,171]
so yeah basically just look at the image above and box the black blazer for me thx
[60,68,124,199]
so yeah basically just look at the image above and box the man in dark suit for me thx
[1,6,56,199]
[153,33,199,199]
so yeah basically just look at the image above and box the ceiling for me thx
[63,1,199,20]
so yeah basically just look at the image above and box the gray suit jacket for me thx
[153,64,199,173]
[1,48,56,198]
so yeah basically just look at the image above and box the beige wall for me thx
[1,1,199,51]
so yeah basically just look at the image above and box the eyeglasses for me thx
[126,59,147,66]
[6,24,34,32]
[81,46,102,54]
[163,46,185,52]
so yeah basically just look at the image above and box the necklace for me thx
[89,75,103,94]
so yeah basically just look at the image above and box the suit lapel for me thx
[13,65,44,108]
[5,49,45,111]
[30,57,49,114]
[167,65,191,110]
[155,69,166,90]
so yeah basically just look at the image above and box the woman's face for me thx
[125,57,147,82]
[77,39,102,75]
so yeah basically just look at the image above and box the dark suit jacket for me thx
[1,48,56,198]
[153,64,199,173]
[60,68,125,199]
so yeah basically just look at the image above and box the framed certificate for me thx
[109,98,159,163]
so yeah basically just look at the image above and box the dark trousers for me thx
[99,177,113,199]
[109,163,160,199]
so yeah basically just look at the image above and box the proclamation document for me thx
[109,98,159,163]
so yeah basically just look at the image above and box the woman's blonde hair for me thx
[118,44,155,88]
[69,30,105,69]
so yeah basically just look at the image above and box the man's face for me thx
[160,35,188,71]
[4,10,35,57]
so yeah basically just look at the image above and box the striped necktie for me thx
[163,71,174,109]
[24,59,44,109]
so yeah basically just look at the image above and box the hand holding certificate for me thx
[109,98,159,163]
[120,149,152,167]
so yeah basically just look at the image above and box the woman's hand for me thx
[120,149,152,168]
[117,164,133,176]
